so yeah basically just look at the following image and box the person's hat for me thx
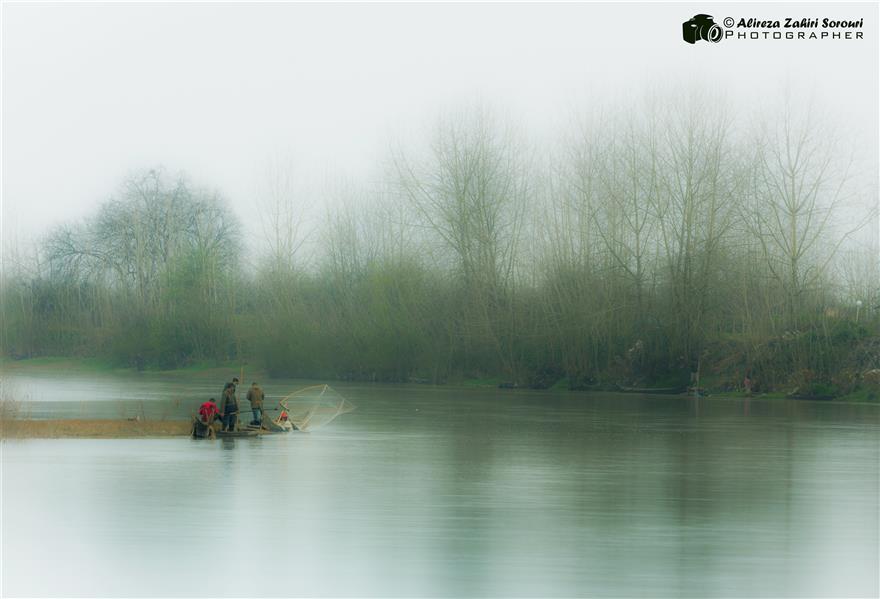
[232,377,239,383]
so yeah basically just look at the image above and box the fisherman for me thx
[193,397,222,439]
[246,381,265,427]
[220,377,239,432]
[221,376,240,400]
[275,409,294,432]
[198,397,222,424]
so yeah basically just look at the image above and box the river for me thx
[2,370,878,597]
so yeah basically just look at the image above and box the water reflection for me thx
[2,377,878,597]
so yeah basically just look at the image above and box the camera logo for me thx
[682,14,723,43]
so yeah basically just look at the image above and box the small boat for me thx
[216,428,261,438]
[192,415,262,439]
[263,418,292,433]
[192,384,353,440]
[262,409,299,433]
[192,417,291,439]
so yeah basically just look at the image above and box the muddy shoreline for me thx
[0,418,192,439]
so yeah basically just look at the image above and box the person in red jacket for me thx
[198,398,222,424]
[193,398,222,439]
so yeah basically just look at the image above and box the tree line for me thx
[2,93,877,396]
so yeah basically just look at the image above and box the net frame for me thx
[277,384,354,431]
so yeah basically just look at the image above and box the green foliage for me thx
[2,169,241,370]
[839,388,879,403]
[2,98,876,391]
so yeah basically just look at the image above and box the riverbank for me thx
[0,418,191,439]
[2,356,877,403]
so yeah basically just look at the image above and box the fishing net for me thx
[276,385,355,431]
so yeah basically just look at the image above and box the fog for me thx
[3,2,877,245]
[4,9,879,598]
[2,2,878,392]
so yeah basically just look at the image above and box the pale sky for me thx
[2,2,878,250]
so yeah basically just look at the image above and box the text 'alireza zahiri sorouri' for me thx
[726,17,865,40]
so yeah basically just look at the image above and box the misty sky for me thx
[2,2,878,249]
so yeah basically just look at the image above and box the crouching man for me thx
[193,397,222,439]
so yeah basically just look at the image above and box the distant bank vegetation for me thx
[2,93,878,399]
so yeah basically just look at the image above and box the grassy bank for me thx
[0,418,191,439]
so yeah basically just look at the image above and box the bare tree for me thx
[649,93,741,365]
[743,98,868,329]
[395,107,530,377]
[257,154,311,275]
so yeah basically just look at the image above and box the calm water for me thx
[2,372,878,597]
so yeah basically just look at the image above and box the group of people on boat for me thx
[193,377,272,438]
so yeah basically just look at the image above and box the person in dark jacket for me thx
[246,382,265,427]
[220,378,239,432]
[221,377,239,399]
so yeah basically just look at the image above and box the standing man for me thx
[247,381,265,427]
[220,377,239,432]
